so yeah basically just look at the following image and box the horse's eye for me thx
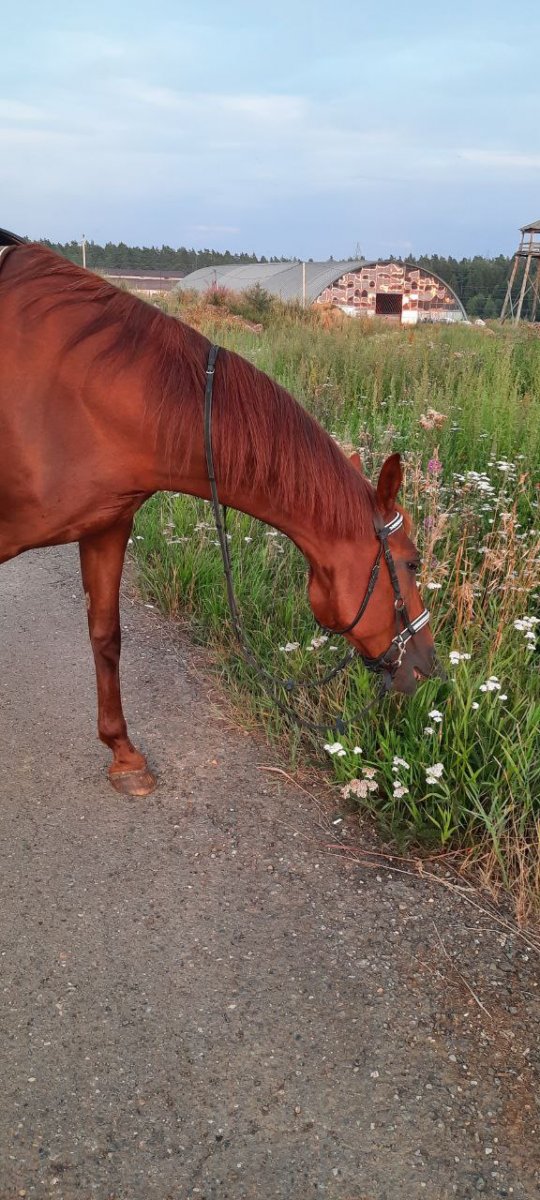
[407,561,420,573]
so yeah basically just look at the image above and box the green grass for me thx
[132,299,540,917]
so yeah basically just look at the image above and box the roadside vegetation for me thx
[132,287,540,918]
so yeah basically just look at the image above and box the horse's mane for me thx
[2,243,376,538]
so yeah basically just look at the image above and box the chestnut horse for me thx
[0,233,435,795]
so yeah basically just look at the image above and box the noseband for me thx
[316,509,430,684]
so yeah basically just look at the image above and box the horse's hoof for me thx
[109,767,157,797]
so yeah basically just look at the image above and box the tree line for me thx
[410,253,514,319]
[37,239,522,319]
[40,239,290,274]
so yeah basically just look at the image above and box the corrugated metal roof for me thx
[176,259,466,317]
[176,260,364,302]
[521,219,540,232]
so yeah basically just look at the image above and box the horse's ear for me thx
[376,453,402,516]
[349,451,362,473]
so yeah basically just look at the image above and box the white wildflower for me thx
[426,581,442,590]
[280,642,300,653]
[393,783,409,798]
[392,755,410,771]
[425,762,444,785]
[428,709,443,723]
[449,650,471,665]
[471,702,480,710]
[479,678,501,692]
[341,780,365,799]
[353,746,363,755]
[423,726,435,735]
[324,741,345,756]
[341,777,377,800]
[309,635,329,651]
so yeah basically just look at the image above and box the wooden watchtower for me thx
[500,219,540,322]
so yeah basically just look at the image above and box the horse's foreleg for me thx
[79,520,157,797]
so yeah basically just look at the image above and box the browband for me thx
[381,511,403,536]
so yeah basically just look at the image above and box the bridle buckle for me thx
[392,634,407,669]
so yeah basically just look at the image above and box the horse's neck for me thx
[153,441,341,571]
[213,480,339,568]
[148,340,360,567]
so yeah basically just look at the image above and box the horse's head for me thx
[308,452,436,695]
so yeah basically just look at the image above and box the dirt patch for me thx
[0,546,538,1199]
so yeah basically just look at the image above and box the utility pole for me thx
[81,234,87,269]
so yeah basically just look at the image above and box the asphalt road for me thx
[1,546,539,1200]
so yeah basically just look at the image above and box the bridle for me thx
[202,343,431,732]
[316,508,430,683]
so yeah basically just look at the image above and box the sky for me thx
[2,1,540,260]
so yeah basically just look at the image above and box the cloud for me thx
[3,7,539,256]
[0,127,79,150]
[115,81,307,125]
[459,149,540,170]
[0,99,47,122]
[219,95,307,123]
[191,224,241,235]
[121,83,186,110]
[0,72,461,221]
[48,30,128,62]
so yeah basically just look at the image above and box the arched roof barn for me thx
[176,259,466,324]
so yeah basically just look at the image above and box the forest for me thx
[39,238,519,319]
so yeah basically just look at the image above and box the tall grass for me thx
[133,297,540,917]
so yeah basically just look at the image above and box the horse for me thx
[0,231,435,796]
